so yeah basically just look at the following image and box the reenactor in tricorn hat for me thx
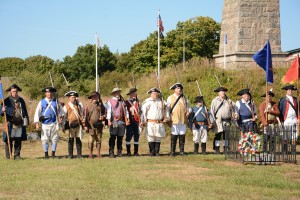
[83,91,106,158]
[167,83,190,156]
[235,88,257,132]
[34,86,63,159]
[278,84,299,153]
[125,87,141,156]
[210,86,236,154]
[188,96,214,155]
[62,91,84,159]
[141,87,168,156]
[259,89,280,152]
[106,87,129,158]
[1,84,29,159]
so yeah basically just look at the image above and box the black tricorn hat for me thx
[6,84,22,92]
[65,91,79,97]
[41,86,57,93]
[127,88,137,95]
[281,84,297,91]
[194,96,203,103]
[214,87,228,92]
[147,87,161,94]
[237,88,251,96]
[261,91,275,97]
[88,91,100,99]
[170,83,183,90]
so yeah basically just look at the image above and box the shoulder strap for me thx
[170,94,183,114]
[287,98,298,117]
[214,101,224,118]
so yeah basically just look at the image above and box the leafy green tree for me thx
[0,57,25,76]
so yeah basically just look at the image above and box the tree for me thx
[0,57,25,76]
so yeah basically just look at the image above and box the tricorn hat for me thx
[41,86,57,93]
[194,96,203,103]
[170,83,183,90]
[6,84,22,92]
[88,91,100,99]
[111,87,122,95]
[214,87,228,92]
[281,84,297,91]
[127,88,137,95]
[147,87,161,94]
[237,88,251,96]
[65,91,79,97]
[261,91,275,97]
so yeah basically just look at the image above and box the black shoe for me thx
[194,143,199,155]
[215,147,220,155]
[201,143,207,155]
[14,155,21,160]
[179,151,184,156]
[134,144,139,156]
[51,151,56,159]
[68,155,73,159]
[77,155,83,159]
[44,152,49,159]
[170,152,175,157]
[117,150,123,157]
[109,151,115,158]
[126,144,131,157]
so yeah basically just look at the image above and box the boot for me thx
[134,144,139,156]
[109,136,116,158]
[291,145,296,156]
[44,152,49,159]
[170,135,178,156]
[223,146,226,154]
[213,138,216,150]
[148,142,155,156]
[96,143,102,158]
[68,138,74,159]
[193,143,199,155]
[14,138,22,159]
[179,135,185,156]
[76,138,82,158]
[88,143,94,158]
[5,140,13,159]
[154,142,161,156]
[117,136,123,157]
[201,143,207,155]
[126,144,131,157]
[51,151,56,159]
[215,146,220,155]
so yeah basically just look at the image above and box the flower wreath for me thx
[238,132,261,156]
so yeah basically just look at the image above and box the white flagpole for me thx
[183,27,185,69]
[157,10,160,80]
[224,33,226,69]
[95,33,98,92]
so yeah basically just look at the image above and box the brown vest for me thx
[170,94,187,124]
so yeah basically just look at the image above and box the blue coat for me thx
[1,96,29,142]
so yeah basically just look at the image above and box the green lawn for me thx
[0,130,299,200]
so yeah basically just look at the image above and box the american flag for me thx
[157,14,164,38]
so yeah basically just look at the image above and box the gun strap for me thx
[170,94,183,114]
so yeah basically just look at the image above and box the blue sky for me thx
[0,0,299,61]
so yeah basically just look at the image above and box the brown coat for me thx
[259,101,280,126]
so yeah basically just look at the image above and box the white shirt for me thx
[34,98,63,124]
[105,97,129,120]
[285,95,297,125]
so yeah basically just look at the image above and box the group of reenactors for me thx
[1,82,298,159]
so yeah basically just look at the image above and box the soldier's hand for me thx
[208,124,213,129]
[99,116,104,121]
[1,106,6,112]
[126,119,130,126]
[62,128,65,133]
[36,123,40,130]
[108,121,112,126]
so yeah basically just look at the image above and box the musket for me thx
[131,72,140,124]
[243,67,255,120]
[96,75,106,120]
[195,80,212,127]
[62,73,71,91]
[49,71,61,122]
[0,75,13,160]
[119,94,129,125]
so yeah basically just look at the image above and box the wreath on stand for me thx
[238,132,261,156]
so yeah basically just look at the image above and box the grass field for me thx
[0,129,299,200]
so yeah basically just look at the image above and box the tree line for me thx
[0,16,220,99]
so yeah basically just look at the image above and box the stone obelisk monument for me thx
[214,0,287,68]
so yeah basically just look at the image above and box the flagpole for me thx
[224,33,226,69]
[95,33,98,92]
[183,27,185,69]
[157,10,160,80]
[297,54,299,140]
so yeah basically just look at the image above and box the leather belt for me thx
[267,120,276,124]
[114,116,124,121]
[194,122,208,125]
[147,119,163,123]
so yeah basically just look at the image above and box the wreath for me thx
[238,132,261,156]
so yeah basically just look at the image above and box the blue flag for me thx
[252,40,273,84]
[0,83,3,99]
